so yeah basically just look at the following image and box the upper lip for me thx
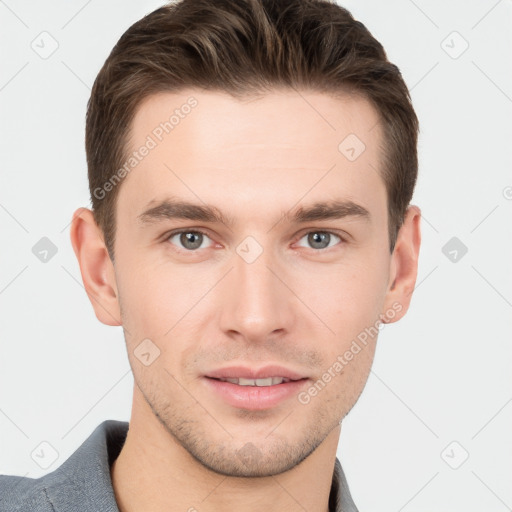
[205,365,307,381]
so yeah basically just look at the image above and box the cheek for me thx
[116,258,216,353]
[294,256,388,344]
[116,261,173,343]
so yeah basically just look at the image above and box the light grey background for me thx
[1,1,511,511]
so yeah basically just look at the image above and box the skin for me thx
[70,88,421,512]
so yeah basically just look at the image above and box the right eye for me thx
[166,229,215,251]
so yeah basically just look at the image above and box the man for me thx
[0,0,421,510]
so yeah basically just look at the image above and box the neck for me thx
[111,391,341,512]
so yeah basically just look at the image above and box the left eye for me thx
[167,230,213,251]
[296,231,343,250]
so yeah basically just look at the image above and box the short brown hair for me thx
[86,0,419,261]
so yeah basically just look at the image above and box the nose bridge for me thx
[220,238,292,339]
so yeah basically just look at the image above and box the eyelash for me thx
[164,228,347,252]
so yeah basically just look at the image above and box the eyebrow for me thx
[137,197,371,227]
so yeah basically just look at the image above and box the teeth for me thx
[256,378,273,386]
[218,377,290,386]
[238,377,257,386]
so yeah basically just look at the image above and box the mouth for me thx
[205,365,306,382]
[202,366,309,410]
[212,376,295,386]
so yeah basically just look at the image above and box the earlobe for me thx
[381,205,422,324]
[69,207,122,326]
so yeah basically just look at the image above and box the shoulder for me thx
[0,419,129,512]
[0,473,57,512]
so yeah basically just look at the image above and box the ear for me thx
[380,205,422,324]
[69,207,122,326]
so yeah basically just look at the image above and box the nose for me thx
[218,243,296,344]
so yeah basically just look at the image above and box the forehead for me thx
[129,88,381,159]
[118,88,385,224]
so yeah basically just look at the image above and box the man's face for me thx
[111,89,396,477]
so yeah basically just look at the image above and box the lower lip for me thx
[203,377,309,410]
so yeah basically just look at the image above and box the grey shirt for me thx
[0,420,359,511]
